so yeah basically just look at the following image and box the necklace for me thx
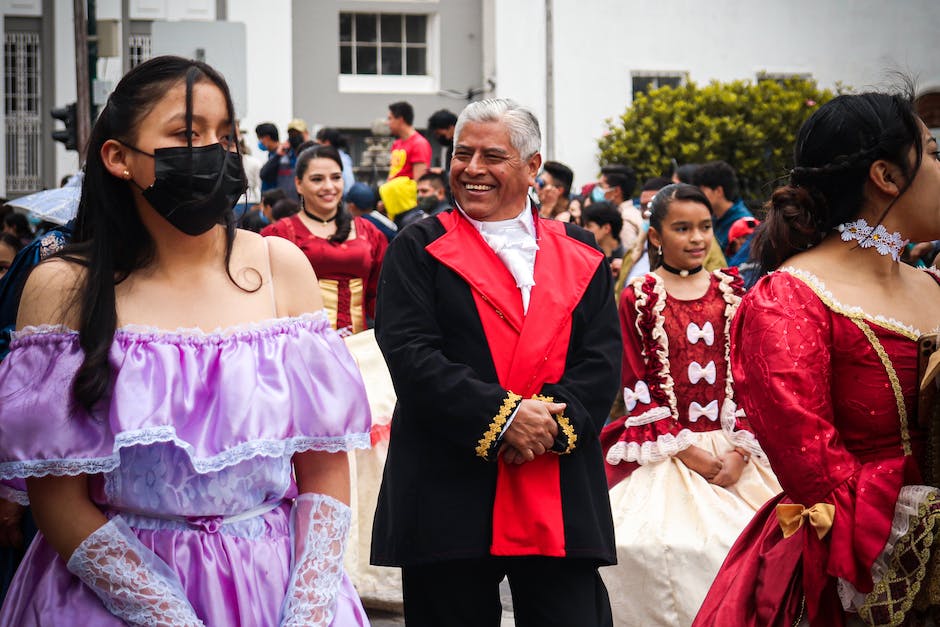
[302,206,337,224]
[660,260,704,277]
[836,218,908,262]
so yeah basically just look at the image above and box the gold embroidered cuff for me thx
[475,392,523,460]
[532,394,578,455]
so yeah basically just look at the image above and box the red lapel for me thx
[427,210,604,557]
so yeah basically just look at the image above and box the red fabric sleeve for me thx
[356,217,388,321]
[731,272,905,610]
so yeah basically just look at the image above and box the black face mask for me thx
[416,195,438,213]
[436,135,453,149]
[126,142,247,236]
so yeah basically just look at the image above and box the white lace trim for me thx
[779,267,922,339]
[624,406,672,427]
[0,482,29,505]
[837,484,939,612]
[0,429,371,481]
[633,276,678,419]
[605,428,696,465]
[718,398,766,459]
[281,493,351,626]
[67,516,205,626]
[13,310,330,342]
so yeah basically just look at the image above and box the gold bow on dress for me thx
[775,503,835,540]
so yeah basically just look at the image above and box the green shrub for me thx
[598,77,837,202]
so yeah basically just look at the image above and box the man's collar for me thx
[459,198,536,238]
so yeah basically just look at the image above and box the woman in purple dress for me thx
[0,56,371,625]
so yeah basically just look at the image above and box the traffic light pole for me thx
[73,0,91,161]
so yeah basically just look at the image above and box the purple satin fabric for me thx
[1,508,368,626]
[0,313,371,482]
[0,313,371,625]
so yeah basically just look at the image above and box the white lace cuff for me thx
[605,428,696,465]
[66,516,204,626]
[280,492,351,627]
[624,406,672,427]
[719,399,765,459]
[0,482,28,506]
[837,484,939,612]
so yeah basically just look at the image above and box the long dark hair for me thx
[647,183,713,270]
[752,91,923,273]
[295,144,352,244]
[57,55,244,411]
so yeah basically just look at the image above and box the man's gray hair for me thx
[454,98,541,159]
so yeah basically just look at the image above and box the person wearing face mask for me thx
[0,57,371,625]
[263,144,387,336]
[416,171,452,216]
[427,109,457,177]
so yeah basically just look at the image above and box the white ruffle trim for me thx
[0,427,371,482]
[14,310,330,342]
[624,406,672,427]
[837,484,939,612]
[606,428,696,466]
[718,399,766,459]
[0,482,29,505]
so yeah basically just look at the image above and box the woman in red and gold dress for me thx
[694,92,940,626]
[601,184,780,627]
[262,144,386,336]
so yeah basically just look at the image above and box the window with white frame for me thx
[339,13,428,76]
[631,72,686,98]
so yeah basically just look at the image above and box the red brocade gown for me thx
[600,269,781,627]
[262,215,387,336]
[694,267,940,627]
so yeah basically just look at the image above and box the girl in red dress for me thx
[694,92,940,626]
[263,145,386,336]
[601,183,780,626]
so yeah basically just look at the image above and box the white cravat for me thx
[463,200,539,314]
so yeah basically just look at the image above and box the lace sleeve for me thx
[280,492,351,627]
[66,516,204,626]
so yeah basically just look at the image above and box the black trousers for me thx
[401,557,613,627]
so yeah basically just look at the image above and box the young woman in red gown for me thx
[262,145,386,336]
[694,92,940,626]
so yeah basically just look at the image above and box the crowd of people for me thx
[0,54,939,627]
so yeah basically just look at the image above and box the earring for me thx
[123,169,130,179]
[657,246,662,257]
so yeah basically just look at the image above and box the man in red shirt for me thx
[387,101,432,181]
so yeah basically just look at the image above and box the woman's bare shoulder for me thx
[17,257,87,329]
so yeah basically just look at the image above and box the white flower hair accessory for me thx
[837,218,908,262]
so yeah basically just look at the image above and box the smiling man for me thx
[372,98,621,627]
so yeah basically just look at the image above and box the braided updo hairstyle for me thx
[753,91,923,273]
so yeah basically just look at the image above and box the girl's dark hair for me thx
[56,55,244,411]
[648,183,713,270]
[295,144,352,244]
[4,212,33,240]
[1,231,24,254]
[753,91,923,272]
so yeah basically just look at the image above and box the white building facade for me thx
[3,0,940,196]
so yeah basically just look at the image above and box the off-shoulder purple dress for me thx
[0,312,371,626]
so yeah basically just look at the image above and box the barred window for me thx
[127,34,152,69]
[5,30,42,194]
[339,13,428,76]
[631,72,686,98]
